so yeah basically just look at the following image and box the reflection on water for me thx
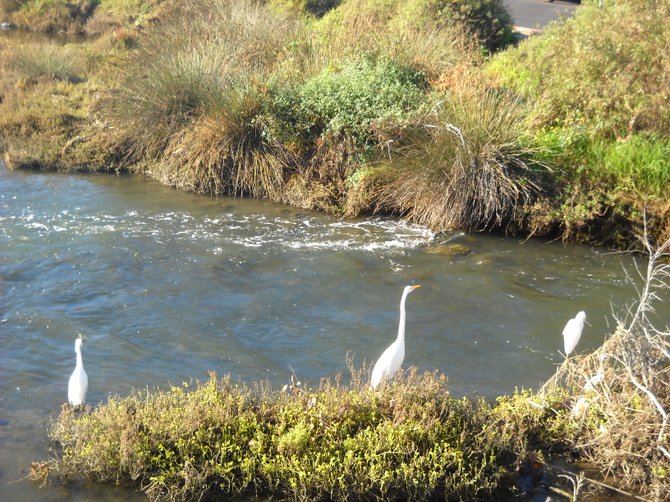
[1,165,665,500]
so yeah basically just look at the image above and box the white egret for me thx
[68,336,88,406]
[370,284,421,390]
[562,311,586,357]
[584,370,604,392]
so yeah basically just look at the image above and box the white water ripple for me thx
[7,208,435,253]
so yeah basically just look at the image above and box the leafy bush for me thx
[44,370,562,501]
[313,0,513,60]
[272,55,428,147]
[396,0,514,52]
[489,0,670,139]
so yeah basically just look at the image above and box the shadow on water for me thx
[1,164,665,501]
[0,26,88,45]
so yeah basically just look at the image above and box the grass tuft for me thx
[10,42,84,84]
[367,85,545,232]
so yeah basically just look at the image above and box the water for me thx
[0,164,662,500]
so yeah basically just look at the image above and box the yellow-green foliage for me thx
[8,0,96,32]
[47,371,568,501]
[312,0,480,80]
[485,0,670,244]
[489,0,670,139]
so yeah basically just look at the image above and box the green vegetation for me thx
[43,370,572,501]
[0,0,669,246]
[488,0,670,245]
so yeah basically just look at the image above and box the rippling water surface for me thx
[0,165,661,500]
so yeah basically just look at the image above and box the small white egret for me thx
[583,370,604,392]
[562,311,586,357]
[68,336,88,406]
[370,284,421,390]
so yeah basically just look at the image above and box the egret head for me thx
[404,284,421,295]
[75,337,83,352]
[576,311,586,321]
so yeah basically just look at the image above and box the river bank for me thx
[0,0,668,250]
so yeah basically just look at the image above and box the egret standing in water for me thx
[370,285,421,390]
[562,311,586,357]
[68,336,88,406]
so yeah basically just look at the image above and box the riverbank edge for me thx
[2,1,669,251]
[3,153,666,252]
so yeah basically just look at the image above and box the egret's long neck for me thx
[397,292,409,343]
[75,347,84,369]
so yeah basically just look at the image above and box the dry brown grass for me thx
[541,232,670,499]
[362,84,544,232]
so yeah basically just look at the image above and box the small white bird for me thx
[370,285,421,390]
[584,370,604,392]
[562,311,586,357]
[68,336,88,406]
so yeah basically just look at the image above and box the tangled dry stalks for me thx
[542,231,670,500]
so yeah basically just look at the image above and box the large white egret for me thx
[68,336,88,406]
[562,311,586,357]
[370,284,421,390]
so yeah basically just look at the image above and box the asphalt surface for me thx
[505,0,579,30]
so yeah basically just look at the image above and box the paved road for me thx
[505,0,579,30]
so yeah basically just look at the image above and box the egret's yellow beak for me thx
[411,284,421,289]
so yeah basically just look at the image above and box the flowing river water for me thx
[1,163,664,500]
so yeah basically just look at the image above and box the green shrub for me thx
[395,0,514,52]
[45,371,564,501]
[313,0,512,61]
[272,55,428,147]
[488,0,670,139]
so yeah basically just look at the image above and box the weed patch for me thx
[43,369,567,501]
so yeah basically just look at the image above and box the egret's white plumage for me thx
[370,285,421,390]
[584,370,604,392]
[562,311,586,356]
[68,337,88,406]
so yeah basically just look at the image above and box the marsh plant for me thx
[11,42,84,84]
[364,85,543,232]
[44,367,564,501]
[540,233,670,499]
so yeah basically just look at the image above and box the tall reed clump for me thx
[41,367,566,501]
[540,234,670,499]
[103,0,304,197]
[352,84,544,232]
[9,42,84,84]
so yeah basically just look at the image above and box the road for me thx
[505,0,579,31]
